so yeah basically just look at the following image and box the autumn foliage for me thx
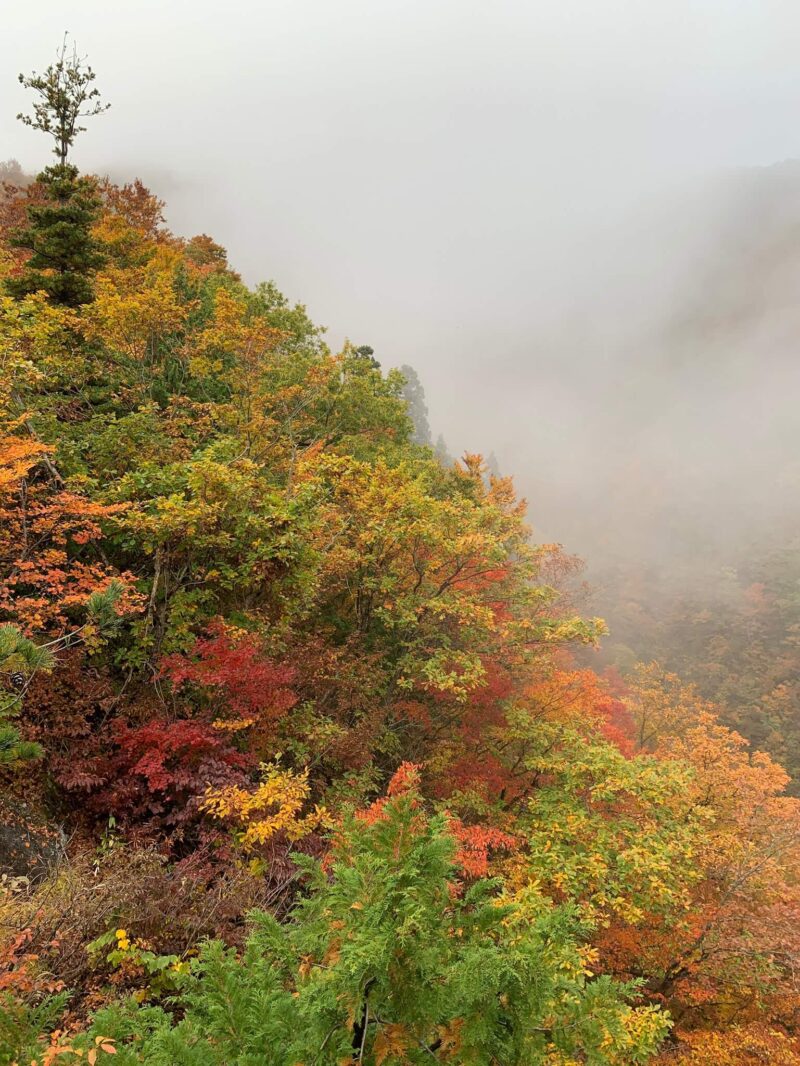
[1,143,800,1065]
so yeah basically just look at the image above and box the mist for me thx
[5,0,800,612]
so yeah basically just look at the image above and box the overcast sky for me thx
[4,1,800,569]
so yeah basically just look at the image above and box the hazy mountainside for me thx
[1,160,799,1065]
[477,159,800,785]
[2,78,800,1060]
[576,161,800,783]
[0,160,33,190]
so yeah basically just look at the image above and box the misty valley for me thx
[3,21,800,1066]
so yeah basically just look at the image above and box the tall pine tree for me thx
[399,363,432,446]
[7,38,109,307]
[7,164,104,306]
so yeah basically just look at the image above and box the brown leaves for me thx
[373,1023,410,1065]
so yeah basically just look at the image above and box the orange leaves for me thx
[354,763,516,879]
[0,925,64,1000]
[447,818,517,879]
[357,763,422,826]
[387,762,422,796]
[7,161,799,1066]
[0,435,135,632]
[22,1033,116,1066]
[659,1025,800,1065]
[0,434,47,497]
[596,664,800,1030]
[436,1018,465,1060]
[88,1040,118,1064]
[86,1036,118,1064]
[663,711,793,818]
[101,178,168,241]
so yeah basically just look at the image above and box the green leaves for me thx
[0,625,53,765]
[74,774,670,1064]
[514,724,702,926]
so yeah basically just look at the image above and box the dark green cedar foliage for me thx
[69,773,666,1065]
[6,164,105,306]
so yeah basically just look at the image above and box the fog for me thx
[4,1,800,605]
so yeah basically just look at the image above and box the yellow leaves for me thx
[24,1036,116,1066]
[212,717,255,732]
[0,292,79,414]
[308,451,576,699]
[578,944,599,976]
[606,1005,672,1063]
[625,661,718,753]
[83,246,189,363]
[120,456,271,558]
[189,288,284,388]
[658,1025,800,1065]
[202,763,333,852]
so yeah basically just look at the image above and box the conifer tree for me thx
[399,363,432,445]
[0,584,125,765]
[68,766,668,1064]
[7,38,109,306]
[0,626,51,765]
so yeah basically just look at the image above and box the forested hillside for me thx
[2,46,800,1066]
[595,541,800,791]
